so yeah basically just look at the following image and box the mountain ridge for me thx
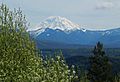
[29,16,120,48]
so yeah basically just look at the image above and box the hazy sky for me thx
[1,0,120,30]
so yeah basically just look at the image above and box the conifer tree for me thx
[87,42,113,82]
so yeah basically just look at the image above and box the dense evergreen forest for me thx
[0,4,120,82]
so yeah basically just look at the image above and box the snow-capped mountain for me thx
[30,16,86,36]
[29,16,120,48]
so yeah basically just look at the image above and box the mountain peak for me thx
[44,16,81,30]
[33,16,85,34]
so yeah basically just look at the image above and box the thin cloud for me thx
[95,2,114,10]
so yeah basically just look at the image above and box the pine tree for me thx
[87,42,113,82]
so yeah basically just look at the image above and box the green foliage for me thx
[87,42,113,82]
[0,4,42,81]
[39,54,78,82]
[114,73,120,82]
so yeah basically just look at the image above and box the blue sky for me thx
[1,0,120,29]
